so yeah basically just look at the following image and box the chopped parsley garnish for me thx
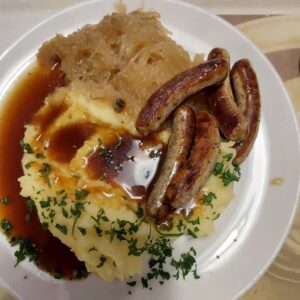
[54,270,63,279]
[24,161,33,169]
[73,268,88,279]
[203,192,216,208]
[75,189,89,201]
[1,219,12,235]
[127,281,136,287]
[10,237,38,266]
[214,161,241,186]
[38,163,52,187]
[41,222,49,230]
[214,162,223,175]
[20,140,33,154]
[96,255,107,268]
[189,217,200,225]
[26,198,36,212]
[223,153,233,161]
[78,227,87,236]
[1,196,9,205]
[176,220,187,232]
[35,153,45,159]
[149,149,161,158]
[135,206,144,219]
[171,247,200,279]
[94,226,102,237]
[91,208,109,224]
[55,224,68,235]
[187,228,197,238]
[39,198,51,208]
[71,201,85,235]
[99,148,113,163]
[99,174,106,181]
[62,207,68,218]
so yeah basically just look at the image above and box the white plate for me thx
[0,0,299,299]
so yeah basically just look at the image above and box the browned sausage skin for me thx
[207,48,248,141]
[136,59,228,135]
[146,106,195,221]
[230,59,260,165]
[165,111,220,209]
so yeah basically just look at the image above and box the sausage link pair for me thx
[136,59,228,135]
[165,111,220,209]
[207,48,248,141]
[231,59,261,164]
[145,106,195,221]
[207,48,261,164]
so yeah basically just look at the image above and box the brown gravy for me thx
[47,122,97,164]
[0,64,87,279]
[87,135,163,200]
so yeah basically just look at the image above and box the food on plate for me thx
[230,59,261,164]
[136,58,229,135]
[207,48,248,141]
[0,9,260,288]
[146,106,195,220]
[165,111,220,209]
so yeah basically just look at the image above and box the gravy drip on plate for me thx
[0,64,87,279]
[87,134,164,200]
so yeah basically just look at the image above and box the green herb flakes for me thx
[78,227,87,236]
[62,207,68,218]
[96,255,107,268]
[10,237,38,266]
[203,192,216,208]
[127,281,136,287]
[1,219,12,235]
[39,163,51,177]
[171,247,199,280]
[75,189,89,201]
[20,140,33,154]
[55,224,68,235]
[1,196,9,205]
[41,222,49,230]
[54,270,63,279]
[39,198,51,208]
[26,199,36,212]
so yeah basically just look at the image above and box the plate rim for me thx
[0,0,299,299]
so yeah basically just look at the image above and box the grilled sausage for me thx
[207,48,248,141]
[165,111,220,209]
[146,106,195,221]
[136,59,228,135]
[231,59,261,164]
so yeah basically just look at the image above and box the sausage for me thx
[231,59,261,164]
[146,106,196,221]
[165,111,220,209]
[136,59,228,135]
[207,48,248,141]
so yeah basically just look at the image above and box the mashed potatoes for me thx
[19,11,238,282]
